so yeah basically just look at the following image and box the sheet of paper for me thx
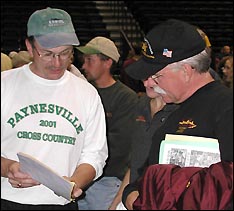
[17,152,75,200]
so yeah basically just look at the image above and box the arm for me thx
[122,180,140,210]
[69,163,96,199]
[108,168,130,210]
[69,92,108,199]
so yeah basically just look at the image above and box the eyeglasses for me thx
[33,46,74,61]
[151,73,163,84]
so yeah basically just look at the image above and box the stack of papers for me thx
[159,134,220,167]
[17,152,75,200]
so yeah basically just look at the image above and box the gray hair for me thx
[171,49,211,73]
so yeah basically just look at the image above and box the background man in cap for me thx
[76,36,138,210]
[1,8,108,210]
[122,19,233,210]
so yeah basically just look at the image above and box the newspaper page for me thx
[159,134,220,167]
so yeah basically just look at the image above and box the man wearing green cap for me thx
[1,8,108,210]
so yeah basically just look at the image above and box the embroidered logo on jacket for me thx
[176,120,197,133]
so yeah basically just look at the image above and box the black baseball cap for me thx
[125,19,206,80]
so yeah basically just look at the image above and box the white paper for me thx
[17,152,75,200]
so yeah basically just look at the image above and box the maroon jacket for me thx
[133,162,233,210]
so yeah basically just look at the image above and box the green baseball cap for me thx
[27,7,79,48]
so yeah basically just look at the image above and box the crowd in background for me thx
[2,43,233,90]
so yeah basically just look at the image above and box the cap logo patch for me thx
[142,38,155,59]
[48,19,65,27]
[162,49,172,58]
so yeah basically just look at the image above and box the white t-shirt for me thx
[1,64,108,205]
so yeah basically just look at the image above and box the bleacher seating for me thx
[124,0,233,54]
[1,0,233,57]
[1,0,110,53]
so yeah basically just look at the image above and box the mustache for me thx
[153,86,167,94]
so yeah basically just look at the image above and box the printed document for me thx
[159,134,220,167]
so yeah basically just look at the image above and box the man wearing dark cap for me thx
[1,8,108,210]
[122,19,233,210]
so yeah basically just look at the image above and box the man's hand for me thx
[71,183,83,199]
[125,191,139,210]
[7,161,40,188]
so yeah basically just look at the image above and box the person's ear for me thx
[182,64,193,82]
[25,39,33,57]
[104,58,113,69]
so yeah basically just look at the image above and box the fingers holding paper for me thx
[71,183,83,199]
[63,176,83,199]
[6,160,40,188]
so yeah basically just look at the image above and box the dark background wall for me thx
[1,0,233,57]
